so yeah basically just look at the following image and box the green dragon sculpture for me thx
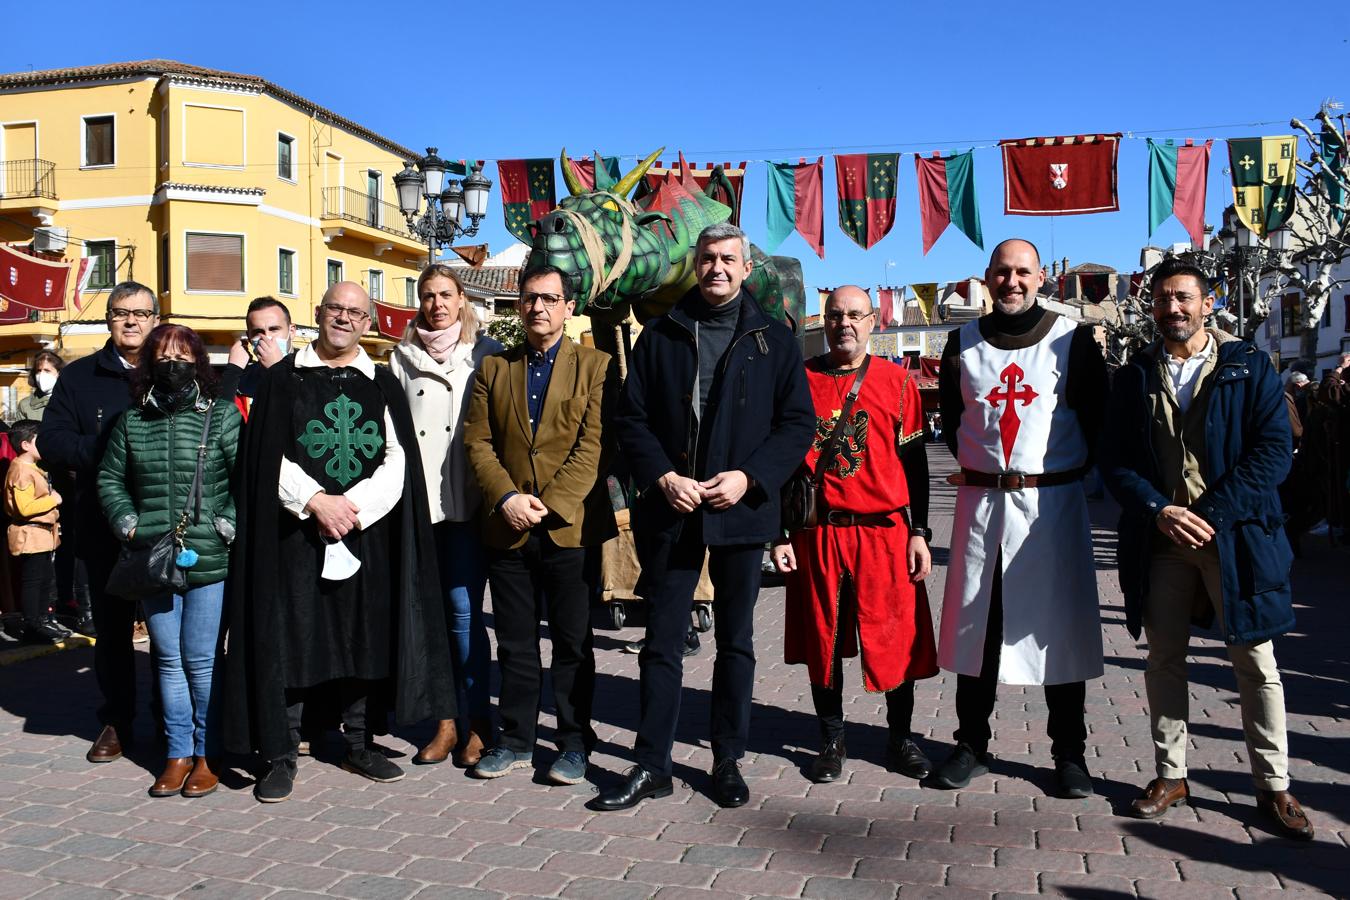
[525,148,804,338]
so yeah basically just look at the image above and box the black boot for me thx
[254,757,296,803]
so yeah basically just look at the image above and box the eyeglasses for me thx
[823,311,874,324]
[1151,293,1201,307]
[108,308,155,321]
[519,292,567,310]
[320,303,371,321]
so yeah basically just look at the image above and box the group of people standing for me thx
[16,223,1313,840]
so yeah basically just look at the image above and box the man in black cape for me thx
[224,281,453,802]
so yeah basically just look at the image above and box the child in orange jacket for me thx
[5,419,69,644]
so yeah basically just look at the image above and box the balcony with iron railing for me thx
[0,159,57,204]
[321,186,418,243]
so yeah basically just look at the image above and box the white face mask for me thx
[250,336,290,357]
[35,371,57,394]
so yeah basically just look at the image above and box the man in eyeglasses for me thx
[39,281,160,765]
[771,285,938,785]
[463,264,616,786]
[225,281,453,802]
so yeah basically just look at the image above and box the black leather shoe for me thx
[808,736,846,783]
[711,757,749,808]
[254,758,296,803]
[586,766,673,811]
[931,742,991,789]
[683,629,702,658]
[1054,757,1094,799]
[887,737,932,780]
[342,748,405,783]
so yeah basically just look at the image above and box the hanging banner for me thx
[1227,136,1298,237]
[766,157,824,259]
[1147,139,1212,246]
[373,300,418,340]
[911,282,938,324]
[497,158,556,243]
[0,243,71,313]
[1000,134,1121,216]
[915,150,984,254]
[876,286,904,329]
[835,153,898,250]
[566,154,621,192]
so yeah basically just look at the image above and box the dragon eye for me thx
[552,218,566,234]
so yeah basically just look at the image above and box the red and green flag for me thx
[497,158,556,243]
[835,153,898,249]
[1226,136,1298,237]
[767,157,824,259]
[565,154,621,191]
[1147,139,1211,246]
[915,150,984,255]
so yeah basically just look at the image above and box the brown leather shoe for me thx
[413,719,457,765]
[86,725,124,764]
[1129,777,1189,819]
[1256,789,1315,841]
[455,718,490,768]
[149,758,194,797]
[181,757,220,798]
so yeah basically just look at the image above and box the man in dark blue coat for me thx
[1102,258,1312,840]
[589,223,814,811]
[38,281,158,764]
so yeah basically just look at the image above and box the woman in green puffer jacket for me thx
[98,324,242,800]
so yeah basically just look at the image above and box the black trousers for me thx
[88,551,157,731]
[486,531,595,754]
[952,560,1087,760]
[17,551,56,624]
[810,581,915,742]
[635,518,762,777]
[281,679,371,760]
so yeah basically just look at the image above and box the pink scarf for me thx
[416,321,462,363]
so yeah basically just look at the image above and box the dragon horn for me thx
[611,147,664,199]
[559,148,586,196]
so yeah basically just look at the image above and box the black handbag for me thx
[106,402,215,601]
[781,357,870,533]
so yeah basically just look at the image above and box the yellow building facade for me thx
[0,60,428,411]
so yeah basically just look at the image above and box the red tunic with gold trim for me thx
[784,355,939,692]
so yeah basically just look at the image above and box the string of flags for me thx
[493,133,1307,257]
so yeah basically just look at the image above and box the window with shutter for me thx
[84,116,114,167]
[186,233,244,292]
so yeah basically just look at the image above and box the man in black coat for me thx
[38,281,158,764]
[223,282,453,803]
[589,224,814,811]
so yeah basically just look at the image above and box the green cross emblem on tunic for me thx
[298,393,384,487]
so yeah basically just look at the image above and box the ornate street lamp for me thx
[1192,216,1274,340]
[394,147,492,264]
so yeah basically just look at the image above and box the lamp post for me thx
[393,147,493,265]
[1196,217,1274,340]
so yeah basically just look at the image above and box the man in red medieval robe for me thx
[773,285,938,784]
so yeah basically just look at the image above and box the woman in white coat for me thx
[390,264,502,767]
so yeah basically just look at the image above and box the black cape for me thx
[223,354,454,759]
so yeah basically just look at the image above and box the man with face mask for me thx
[224,281,453,803]
[39,282,160,764]
[932,239,1108,799]
[220,297,297,415]
[1102,258,1312,840]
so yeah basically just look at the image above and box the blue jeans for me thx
[436,521,490,720]
[143,580,226,758]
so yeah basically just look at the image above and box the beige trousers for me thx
[1142,539,1289,791]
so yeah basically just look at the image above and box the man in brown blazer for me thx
[464,263,616,786]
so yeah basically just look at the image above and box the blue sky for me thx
[4,0,1346,314]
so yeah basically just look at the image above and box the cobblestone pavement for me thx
[0,447,1346,898]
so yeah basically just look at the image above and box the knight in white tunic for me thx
[931,239,1108,799]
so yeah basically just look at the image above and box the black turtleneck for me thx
[688,291,742,417]
[937,303,1107,462]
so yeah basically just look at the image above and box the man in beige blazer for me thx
[464,264,616,786]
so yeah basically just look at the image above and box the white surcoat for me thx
[938,312,1104,685]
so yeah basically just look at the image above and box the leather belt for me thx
[823,510,897,527]
[947,467,1086,490]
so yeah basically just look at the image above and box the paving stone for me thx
[708,867,807,897]
[852,857,946,886]
[559,877,655,900]
[679,844,771,870]
[328,873,425,900]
